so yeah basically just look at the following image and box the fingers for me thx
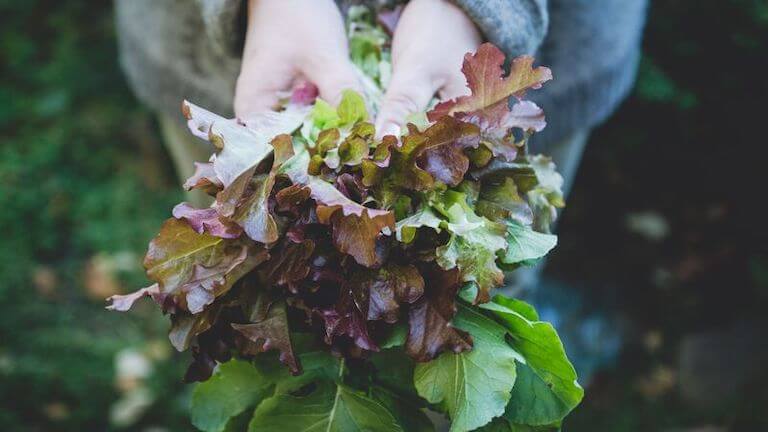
[374,0,481,139]
[234,60,295,118]
[303,58,363,106]
[375,68,439,138]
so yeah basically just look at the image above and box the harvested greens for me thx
[109,8,583,432]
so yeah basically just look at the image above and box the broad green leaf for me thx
[379,323,407,349]
[371,348,422,401]
[370,386,433,432]
[252,335,341,395]
[480,296,583,425]
[414,304,521,432]
[191,359,271,432]
[475,417,559,432]
[248,381,404,432]
[505,363,573,426]
[499,222,557,265]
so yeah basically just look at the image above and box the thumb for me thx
[375,68,439,139]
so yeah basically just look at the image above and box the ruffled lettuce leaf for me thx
[182,101,305,187]
[349,263,425,323]
[428,44,552,162]
[141,219,267,313]
[431,190,507,302]
[405,266,472,362]
[232,299,300,375]
[281,149,395,267]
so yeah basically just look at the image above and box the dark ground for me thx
[1,1,766,431]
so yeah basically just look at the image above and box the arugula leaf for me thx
[248,380,404,432]
[414,304,521,432]
[190,359,271,432]
[480,295,583,425]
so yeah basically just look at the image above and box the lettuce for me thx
[107,8,582,432]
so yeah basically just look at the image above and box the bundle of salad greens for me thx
[108,7,583,432]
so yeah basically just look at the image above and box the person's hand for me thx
[234,0,362,118]
[375,0,481,138]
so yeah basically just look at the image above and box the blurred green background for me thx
[0,1,766,431]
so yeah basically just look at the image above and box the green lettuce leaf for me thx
[414,304,522,432]
[248,380,404,432]
[499,222,557,265]
[480,296,583,425]
[395,205,443,243]
[432,190,507,302]
[191,359,271,432]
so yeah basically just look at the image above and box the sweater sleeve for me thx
[450,0,549,56]
[193,0,247,58]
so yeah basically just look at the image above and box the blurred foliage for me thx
[0,1,189,431]
[0,0,766,431]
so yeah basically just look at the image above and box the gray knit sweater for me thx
[115,0,647,145]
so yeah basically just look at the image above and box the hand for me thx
[375,0,481,138]
[234,0,362,118]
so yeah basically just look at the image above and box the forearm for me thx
[451,0,548,55]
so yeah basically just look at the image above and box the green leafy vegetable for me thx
[414,304,521,432]
[109,9,582,432]
[191,359,272,432]
[248,380,404,432]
